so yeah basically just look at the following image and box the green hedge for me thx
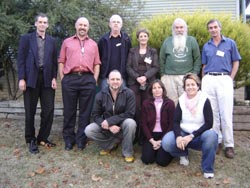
[131,11,250,88]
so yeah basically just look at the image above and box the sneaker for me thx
[180,156,189,166]
[99,143,119,156]
[204,173,214,179]
[225,147,234,158]
[124,156,135,163]
[99,149,111,156]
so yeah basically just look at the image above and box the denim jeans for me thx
[162,129,218,173]
[85,118,136,157]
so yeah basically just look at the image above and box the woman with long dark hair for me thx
[140,80,175,166]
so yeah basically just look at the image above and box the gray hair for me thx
[109,14,123,25]
[207,19,222,29]
[172,18,188,34]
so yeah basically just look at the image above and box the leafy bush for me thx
[0,0,143,100]
[131,11,250,88]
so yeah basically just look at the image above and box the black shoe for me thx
[29,140,39,154]
[77,143,86,150]
[225,147,235,159]
[65,143,73,151]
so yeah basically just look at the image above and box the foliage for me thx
[131,11,250,88]
[0,0,143,100]
[0,1,30,99]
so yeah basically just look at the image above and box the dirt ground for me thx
[0,117,250,188]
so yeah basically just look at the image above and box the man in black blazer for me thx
[17,13,58,154]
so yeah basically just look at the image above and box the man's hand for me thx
[51,78,57,89]
[58,63,65,81]
[101,120,109,130]
[109,125,121,134]
[19,79,26,91]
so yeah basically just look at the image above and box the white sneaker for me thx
[180,156,189,166]
[204,173,214,179]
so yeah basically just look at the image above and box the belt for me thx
[206,72,229,76]
[69,71,90,76]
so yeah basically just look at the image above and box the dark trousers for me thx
[61,73,96,146]
[24,70,55,143]
[141,132,173,167]
[129,84,149,143]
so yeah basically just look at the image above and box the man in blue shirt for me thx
[201,19,241,159]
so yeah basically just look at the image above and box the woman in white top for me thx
[161,73,218,179]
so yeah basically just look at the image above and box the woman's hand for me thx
[176,135,193,150]
[149,138,161,150]
[182,135,193,146]
[136,76,147,85]
[176,136,185,150]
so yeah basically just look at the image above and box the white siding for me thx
[139,0,239,20]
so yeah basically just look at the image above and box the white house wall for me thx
[139,0,239,20]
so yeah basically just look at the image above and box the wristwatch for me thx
[190,134,194,138]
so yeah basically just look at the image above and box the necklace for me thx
[78,38,85,56]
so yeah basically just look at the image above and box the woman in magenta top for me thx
[140,79,175,166]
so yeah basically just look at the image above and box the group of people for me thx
[17,12,241,179]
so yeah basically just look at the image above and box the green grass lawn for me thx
[0,117,249,188]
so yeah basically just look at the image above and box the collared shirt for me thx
[36,33,45,67]
[202,35,241,73]
[58,35,101,74]
[109,32,121,38]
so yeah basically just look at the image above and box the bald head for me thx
[76,17,89,26]
[75,17,89,38]
[107,70,123,91]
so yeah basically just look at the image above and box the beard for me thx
[109,84,121,91]
[78,29,87,37]
[173,32,187,53]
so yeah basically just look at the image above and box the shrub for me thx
[131,11,250,88]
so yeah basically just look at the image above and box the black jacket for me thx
[98,31,131,79]
[126,46,159,86]
[17,32,58,88]
[92,86,136,126]
[141,97,175,140]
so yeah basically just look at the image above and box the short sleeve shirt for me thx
[202,35,241,73]
[58,35,101,74]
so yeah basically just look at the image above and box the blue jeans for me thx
[162,130,218,173]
